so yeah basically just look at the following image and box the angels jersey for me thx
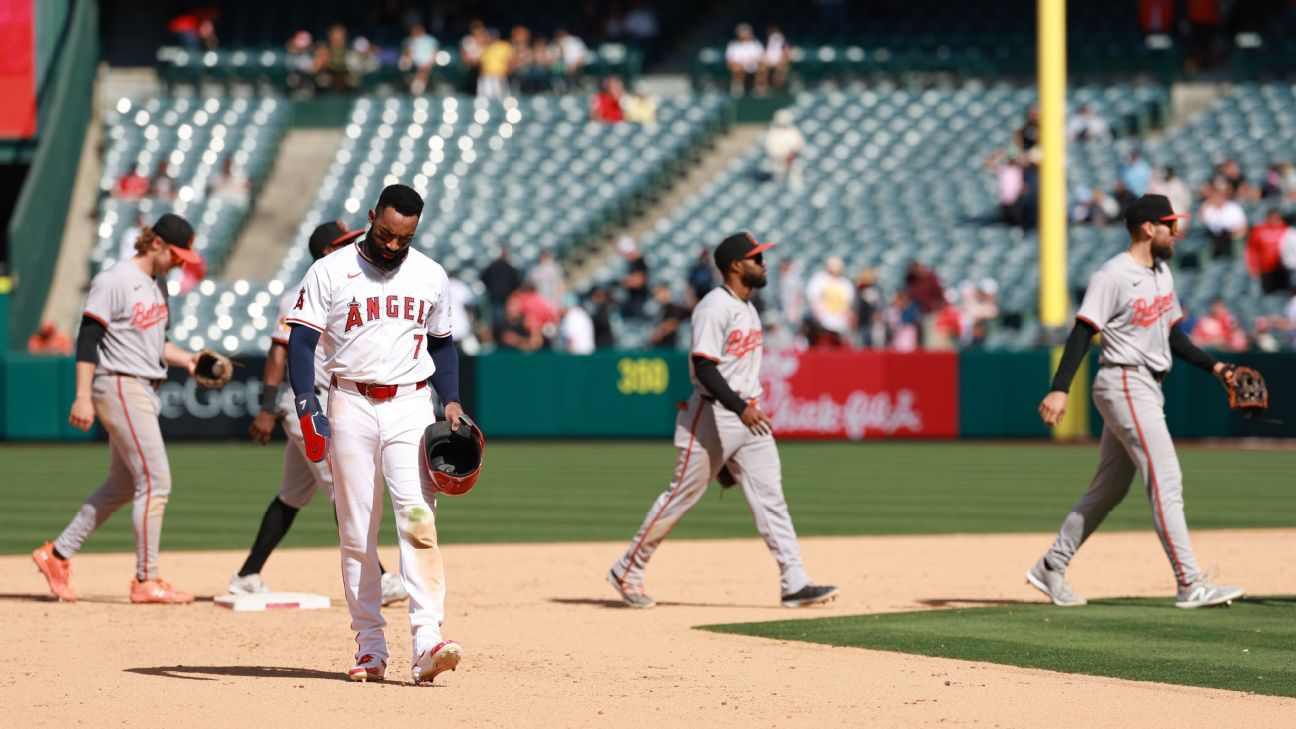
[273,287,330,391]
[286,243,452,384]
[689,285,764,400]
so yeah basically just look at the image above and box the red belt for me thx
[335,376,426,400]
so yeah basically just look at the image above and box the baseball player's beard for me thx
[741,270,768,289]
[360,235,409,271]
[1151,237,1175,261]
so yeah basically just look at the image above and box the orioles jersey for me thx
[688,285,764,401]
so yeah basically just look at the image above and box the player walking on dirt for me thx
[608,232,838,609]
[230,221,407,607]
[32,215,203,604]
[1032,194,1246,609]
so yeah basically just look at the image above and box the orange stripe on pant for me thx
[1122,370,1188,586]
[616,401,707,586]
[116,375,154,581]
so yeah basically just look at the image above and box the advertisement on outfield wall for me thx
[760,349,960,439]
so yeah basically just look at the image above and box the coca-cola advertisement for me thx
[760,349,959,439]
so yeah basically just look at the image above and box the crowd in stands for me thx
[724,22,793,96]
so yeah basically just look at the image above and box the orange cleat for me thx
[130,578,194,604]
[32,542,77,602]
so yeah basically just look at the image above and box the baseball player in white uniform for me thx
[229,221,407,607]
[286,185,464,684]
[608,232,838,609]
[1033,194,1246,609]
[32,214,202,604]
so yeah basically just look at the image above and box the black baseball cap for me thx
[309,220,364,260]
[1124,194,1190,227]
[154,213,200,264]
[714,231,774,272]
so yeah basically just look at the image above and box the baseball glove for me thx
[1218,364,1268,419]
[193,349,234,388]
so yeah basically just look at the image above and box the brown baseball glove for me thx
[1218,364,1268,419]
[193,349,234,388]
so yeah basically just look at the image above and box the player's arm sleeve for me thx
[1169,324,1218,373]
[692,356,749,415]
[287,325,320,398]
[1073,269,1118,331]
[425,334,460,405]
[1048,319,1098,393]
[75,314,107,364]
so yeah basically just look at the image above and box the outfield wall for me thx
[2,344,1292,441]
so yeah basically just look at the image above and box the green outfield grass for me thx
[701,596,1296,698]
[1,441,1292,554]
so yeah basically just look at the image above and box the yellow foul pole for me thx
[1039,0,1087,438]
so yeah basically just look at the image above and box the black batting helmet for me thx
[422,415,484,496]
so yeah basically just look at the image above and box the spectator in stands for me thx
[805,256,854,347]
[508,26,536,93]
[150,161,177,202]
[559,294,596,354]
[208,157,250,206]
[514,282,560,340]
[854,267,884,348]
[1066,104,1111,143]
[1112,178,1137,212]
[930,290,965,351]
[1018,106,1040,152]
[481,249,522,338]
[777,258,804,330]
[529,249,565,313]
[1281,219,1296,289]
[765,109,806,192]
[1251,316,1283,353]
[285,30,316,95]
[1260,163,1285,200]
[591,76,626,123]
[1138,0,1176,33]
[1120,149,1152,196]
[478,28,515,99]
[460,21,488,95]
[1210,158,1255,201]
[27,321,73,356]
[602,1,628,38]
[114,167,149,201]
[618,236,650,319]
[1072,185,1120,227]
[498,294,544,351]
[1193,298,1247,352]
[446,271,481,356]
[986,147,1025,227]
[312,24,363,93]
[885,290,921,352]
[1186,0,1226,70]
[904,261,944,314]
[1246,209,1290,294]
[523,35,559,94]
[1199,182,1249,259]
[646,284,686,348]
[687,247,718,306]
[168,8,219,50]
[624,0,660,41]
[553,27,589,92]
[762,24,792,91]
[400,23,439,96]
[967,279,1000,336]
[1152,166,1193,226]
[725,23,765,96]
[588,287,617,348]
[624,84,658,125]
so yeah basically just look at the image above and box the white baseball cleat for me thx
[380,571,408,606]
[411,640,462,685]
[1175,579,1245,609]
[348,653,387,682]
[227,573,270,595]
[1026,558,1087,607]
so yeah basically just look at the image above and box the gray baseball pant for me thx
[55,373,172,581]
[1044,365,1201,586]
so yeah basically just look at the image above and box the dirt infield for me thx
[3,529,1294,728]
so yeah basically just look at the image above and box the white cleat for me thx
[348,653,387,682]
[380,572,408,606]
[227,573,270,595]
[412,640,463,685]
[1175,579,1245,609]
[1026,558,1087,607]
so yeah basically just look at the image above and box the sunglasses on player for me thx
[749,253,764,265]
[1158,218,1179,234]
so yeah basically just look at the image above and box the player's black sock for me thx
[330,506,387,574]
[239,498,300,576]
[52,546,69,561]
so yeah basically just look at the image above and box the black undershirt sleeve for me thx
[692,356,749,415]
[75,315,107,364]
[1049,319,1099,393]
[1169,324,1218,374]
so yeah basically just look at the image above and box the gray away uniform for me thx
[1044,251,1202,586]
[612,286,812,595]
[270,289,335,509]
[55,260,174,581]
